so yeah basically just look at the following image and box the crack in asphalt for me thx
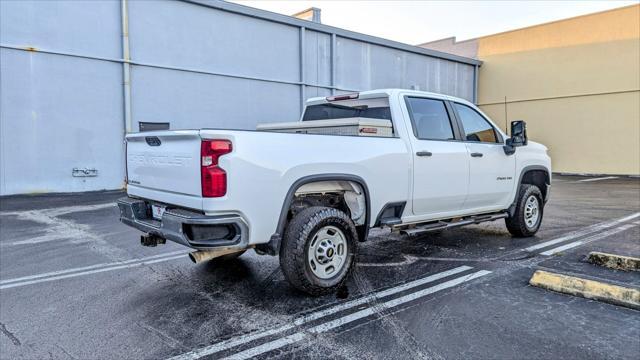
[137,322,188,351]
[55,344,78,360]
[0,322,21,346]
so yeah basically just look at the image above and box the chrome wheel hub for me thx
[307,225,347,279]
[524,195,540,228]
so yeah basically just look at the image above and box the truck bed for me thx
[125,129,410,244]
[256,117,393,137]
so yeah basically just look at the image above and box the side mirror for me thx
[510,120,528,146]
[503,120,527,155]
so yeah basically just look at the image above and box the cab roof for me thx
[304,89,475,107]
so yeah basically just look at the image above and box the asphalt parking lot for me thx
[1,175,639,359]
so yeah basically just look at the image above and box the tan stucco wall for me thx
[476,5,640,175]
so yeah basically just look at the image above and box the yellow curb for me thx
[587,251,640,272]
[529,270,640,310]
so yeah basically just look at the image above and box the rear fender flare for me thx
[262,174,371,255]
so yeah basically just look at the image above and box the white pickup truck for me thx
[118,89,551,295]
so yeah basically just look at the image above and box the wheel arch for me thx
[259,174,372,255]
[508,165,551,217]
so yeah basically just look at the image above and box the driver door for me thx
[452,102,516,211]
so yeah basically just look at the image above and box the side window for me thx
[454,103,500,143]
[405,97,455,140]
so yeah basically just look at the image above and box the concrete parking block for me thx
[587,251,640,272]
[529,270,640,310]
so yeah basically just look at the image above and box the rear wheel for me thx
[505,184,544,237]
[279,206,357,296]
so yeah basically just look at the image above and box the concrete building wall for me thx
[0,0,479,195]
[421,5,640,175]
[0,1,126,195]
[478,5,640,175]
[416,37,479,59]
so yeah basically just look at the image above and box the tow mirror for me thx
[510,120,527,146]
[503,120,527,155]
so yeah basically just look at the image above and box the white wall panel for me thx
[0,0,477,195]
[0,49,124,195]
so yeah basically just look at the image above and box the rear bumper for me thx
[117,197,248,250]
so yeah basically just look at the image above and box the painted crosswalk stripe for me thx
[525,212,640,252]
[221,270,492,360]
[167,265,474,360]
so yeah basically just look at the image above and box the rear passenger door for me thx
[452,102,516,211]
[405,97,469,217]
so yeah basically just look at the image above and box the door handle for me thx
[470,152,483,157]
[416,151,432,157]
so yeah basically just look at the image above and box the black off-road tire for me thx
[279,206,358,296]
[505,184,544,237]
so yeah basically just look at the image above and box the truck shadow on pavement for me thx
[131,224,537,356]
[359,225,525,265]
[131,255,348,356]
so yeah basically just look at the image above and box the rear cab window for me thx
[302,96,394,136]
[302,97,391,121]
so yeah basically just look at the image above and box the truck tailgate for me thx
[126,130,202,209]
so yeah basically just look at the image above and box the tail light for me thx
[201,139,232,197]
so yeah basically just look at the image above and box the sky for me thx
[231,0,638,45]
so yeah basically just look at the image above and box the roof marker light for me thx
[326,93,359,102]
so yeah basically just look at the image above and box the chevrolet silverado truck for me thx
[118,89,551,295]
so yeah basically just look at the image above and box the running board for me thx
[398,212,509,237]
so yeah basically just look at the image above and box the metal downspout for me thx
[473,64,479,104]
[299,27,306,114]
[331,33,336,95]
[121,0,132,133]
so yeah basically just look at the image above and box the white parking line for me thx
[220,270,492,360]
[577,176,619,183]
[3,213,637,291]
[0,202,116,217]
[0,202,122,256]
[0,255,186,290]
[525,212,640,252]
[539,223,636,256]
[526,234,585,252]
[540,241,583,256]
[0,251,189,290]
[358,254,421,267]
[167,265,474,360]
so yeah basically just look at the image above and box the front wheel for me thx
[279,206,357,296]
[505,184,544,237]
